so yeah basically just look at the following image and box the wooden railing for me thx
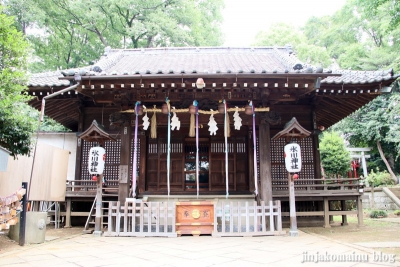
[66,180,118,196]
[272,178,364,196]
[213,201,285,237]
[104,200,177,237]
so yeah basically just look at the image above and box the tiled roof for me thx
[28,71,70,87]
[322,69,397,84]
[27,47,399,86]
[89,46,308,75]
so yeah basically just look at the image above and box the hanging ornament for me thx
[134,104,143,115]
[131,101,140,197]
[150,112,157,139]
[189,104,197,114]
[142,106,150,130]
[225,108,231,137]
[171,107,181,131]
[233,106,242,130]
[166,97,171,196]
[223,99,229,198]
[161,103,169,114]
[208,110,218,135]
[189,101,197,137]
[250,100,258,196]
[194,101,199,199]
[218,102,225,114]
[245,103,253,115]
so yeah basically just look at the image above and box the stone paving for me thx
[1,230,399,267]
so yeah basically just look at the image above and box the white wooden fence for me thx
[103,200,177,237]
[213,201,285,237]
[103,200,284,237]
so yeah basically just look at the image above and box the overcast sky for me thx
[221,0,347,46]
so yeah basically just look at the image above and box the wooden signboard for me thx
[175,201,214,236]
[0,143,69,201]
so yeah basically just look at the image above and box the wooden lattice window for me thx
[269,137,315,191]
[80,137,140,188]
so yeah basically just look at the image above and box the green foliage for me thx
[319,131,351,178]
[367,169,396,187]
[252,23,305,47]
[394,210,400,216]
[0,10,36,157]
[356,0,400,30]
[333,92,400,176]
[369,209,388,218]
[4,0,224,72]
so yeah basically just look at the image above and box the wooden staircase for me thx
[83,191,118,233]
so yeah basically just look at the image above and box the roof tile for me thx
[27,47,399,86]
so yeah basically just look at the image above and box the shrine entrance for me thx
[145,126,250,194]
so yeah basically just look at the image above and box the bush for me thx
[369,210,388,218]
[394,210,400,216]
[366,169,395,187]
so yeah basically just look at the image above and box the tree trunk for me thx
[376,140,398,183]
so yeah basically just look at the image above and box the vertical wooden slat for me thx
[163,202,167,233]
[132,202,136,233]
[108,201,113,233]
[221,204,226,234]
[124,202,128,233]
[245,202,249,233]
[276,200,282,231]
[116,201,121,235]
[147,202,152,233]
[261,201,266,232]
[214,202,218,234]
[269,200,274,232]
[253,201,257,233]
[229,202,233,233]
[140,202,144,233]
[237,202,241,233]
[156,202,160,233]
[172,202,176,233]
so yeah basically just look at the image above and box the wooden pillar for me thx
[118,124,132,204]
[94,174,103,236]
[323,197,331,228]
[259,121,272,203]
[75,112,84,185]
[312,132,322,179]
[288,173,298,236]
[357,196,364,227]
[248,127,255,194]
[65,198,72,228]
[341,200,348,226]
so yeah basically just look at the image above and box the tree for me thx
[319,131,351,178]
[252,23,331,67]
[356,0,400,30]
[0,10,36,157]
[334,94,399,183]
[4,0,225,72]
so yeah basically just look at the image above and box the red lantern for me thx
[92,175,97,181]
[293,174,299,180]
